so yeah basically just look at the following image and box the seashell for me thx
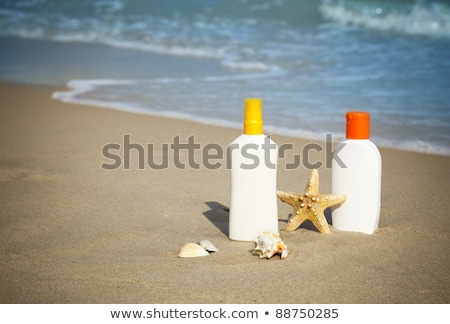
[177,243,209,258]
[198,239,218,252]
[253,231,288,259]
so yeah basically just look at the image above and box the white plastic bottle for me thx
[331,111,382,234]
[228,98,279,241]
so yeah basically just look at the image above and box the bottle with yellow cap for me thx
[331,111,382,234]
[228,98,279,241]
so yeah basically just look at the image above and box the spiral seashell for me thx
[177,243,209,258]
[253,231,288,259]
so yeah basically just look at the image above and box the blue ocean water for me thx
[1,0,449,155]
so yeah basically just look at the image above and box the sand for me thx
[0,82,449,304]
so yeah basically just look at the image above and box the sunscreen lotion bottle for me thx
[332,111,382,234]
[228,98,278,241]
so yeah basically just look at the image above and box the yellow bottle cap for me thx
[244,98,263,135]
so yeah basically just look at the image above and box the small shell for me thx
[253,231,288,259]
[177,243,209,258]
[198,239,218,252]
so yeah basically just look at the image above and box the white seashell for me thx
[198,239,218,252]
[177,243,209,258]
[253,231,288,259]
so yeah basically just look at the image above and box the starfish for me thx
[277,169,346,234]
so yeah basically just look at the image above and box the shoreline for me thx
[51,81,450,157]
[1,82,449,303]
[1,35,449,157]
[51,81,449,158]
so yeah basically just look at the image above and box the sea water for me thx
[0,0,449,155]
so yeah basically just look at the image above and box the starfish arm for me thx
[308,208,330,234]
[284,208,330,234]
[276,191,297,205]
[304,169,319,195]
[319,194,347,209]
[284,210,308,232]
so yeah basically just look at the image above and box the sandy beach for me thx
[0,82,449,304]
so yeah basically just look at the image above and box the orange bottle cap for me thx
[244,98,263,135]
[346,111,370,139]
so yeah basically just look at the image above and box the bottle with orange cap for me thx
[331,111,382,234]
[228,98,279,241]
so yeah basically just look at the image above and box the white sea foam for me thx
[320,0,450,37]
[221,60,276,72]
[52,79,136,100]
[94,0,124,14]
